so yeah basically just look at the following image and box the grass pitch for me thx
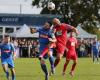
[0,58,100,80]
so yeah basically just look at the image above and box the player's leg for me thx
[40,59,49,80]
[10,68,16,80]
[40,43,55,58]
[93,53,95,63]
[97,55,99,62]
[70,59,77,77]
[54,44,65,68]
[48,49,55,75]
[39,44,49,80]
[8,60,16,80]
[62,59,70,75]
[96,53,99,62]
[2,64,10,80]
[54,53,63,68]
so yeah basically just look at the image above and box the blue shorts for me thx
[1,58,14,68]
[39,44,53,59]
[93,51,99,57]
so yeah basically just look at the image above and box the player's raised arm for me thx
[71,27,79,35]
[65,24,79,35]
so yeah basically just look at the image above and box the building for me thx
[0,14,62,39]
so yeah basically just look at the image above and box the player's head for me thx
[52,18,61,26]
[93,37,97,42]
[70,32,75,37]
[43,21,52,29]
[3,35,10,43]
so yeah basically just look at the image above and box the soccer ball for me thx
[47,2,55,11]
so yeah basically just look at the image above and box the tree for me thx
[32,0,100,34]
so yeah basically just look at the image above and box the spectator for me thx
[79,40,86,57]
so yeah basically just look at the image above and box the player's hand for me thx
[53,29,56,33]
[76,29,79,36]
[13,55,16,61]
[66,48,68,52]
[48,38,53,42]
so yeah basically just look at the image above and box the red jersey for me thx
[54,23,73,46]
[66,37,77,54]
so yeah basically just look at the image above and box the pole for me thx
[20,4,22,14]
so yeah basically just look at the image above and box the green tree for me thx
[32,0,100,34]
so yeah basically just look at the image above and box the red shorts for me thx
[56,43,66,55]
[66,51,77,60]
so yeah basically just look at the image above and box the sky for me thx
[0,0,42,14]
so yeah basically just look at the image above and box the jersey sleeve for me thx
[37,28,42,33]
[64,23,73,32]
[10,43,16,53]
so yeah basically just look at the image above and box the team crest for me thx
[56,30,62,36]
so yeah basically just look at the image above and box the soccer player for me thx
[31,21,56,80]
[0,35,16,80]
[52,18,78,69]
[91,38,100,63]
[62,32,78,77]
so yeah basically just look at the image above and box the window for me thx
[0,27,3,34]
[16,27,20,30]
[0,35,3,42]
[5,28,14,33]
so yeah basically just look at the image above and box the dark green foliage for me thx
[32,0,100,34]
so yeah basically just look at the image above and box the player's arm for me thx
[72,27,79,35]
[65,44,69,52]
[47,32,57,49]
[30,28,37,34]
[66,24,79,35]
[48,28,56,42]
[96,42,99,55]
[11,44,16,60]
[66,39,69,52]
[13,52,16,61]
[48,38,56,43]
[75,39,78,49]
[48,33,57,43]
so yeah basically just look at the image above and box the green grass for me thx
[0,58,100,80]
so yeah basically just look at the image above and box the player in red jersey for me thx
[52,18,78,69]
[62,32,78,77]
[39,18,78,75]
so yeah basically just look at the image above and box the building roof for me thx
[0,14,62,26]
[76,25,97,39]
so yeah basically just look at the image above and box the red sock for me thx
[54,59,60,68]
[41,47,49,57]
[71,63,76,72]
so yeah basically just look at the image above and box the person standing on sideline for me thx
[92,38,100,63]
[0,35,16,80]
